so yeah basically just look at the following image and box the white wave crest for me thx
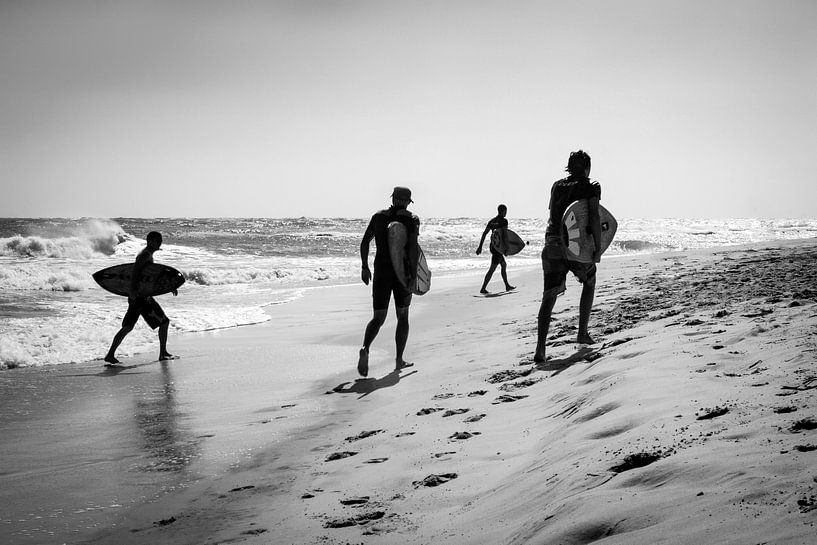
[0,265,91,291]
[0,219,128,259]
[0,336,31,369]
[183,267,293,286]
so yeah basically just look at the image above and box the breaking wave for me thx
[0,219,128,259]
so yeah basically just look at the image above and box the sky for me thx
[1,0,816,219]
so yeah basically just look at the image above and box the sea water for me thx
[2,216,816,369]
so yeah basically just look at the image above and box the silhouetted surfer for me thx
[104,231,177,365]
[357,187,419,377]
[476,203,516,294]
[535,150,602,362]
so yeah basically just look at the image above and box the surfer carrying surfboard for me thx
[103,231,178,365]
[357,187,419,377]
[534,150,602,363]
[476,204,516,294]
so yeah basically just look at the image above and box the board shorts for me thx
[489,247,506,265]
[122,296,168,330]
[372,263,412,311]
[541,243,596,299]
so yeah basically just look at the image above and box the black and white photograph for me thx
[1,1,816,543]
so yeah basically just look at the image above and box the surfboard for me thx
[388,221,431,295]
[93,263,185,297]
[490,228,526,256]
[562,200,618,263]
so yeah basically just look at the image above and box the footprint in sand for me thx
[492,394,529,404]
[345,430,384,442]
[797,496,817,513]
[301,488,324,499]
[791,418,817,432]
[449,431,480,441]
[413,473,458,488]
[499,378,542,391]
[601,337,634,349]
[241,528,268,536]
[324,511,386,528]
[487,369,533,384]
[468,390,488,397]
[229,485,255,493]
[695,406,729,420]
[340,496,370,505]
[326,451,358,461]
[432,393,456,400]
[416,407,444,416]
[363,457,389,464]
[610,451,665,473]
[433,451,457,459]
[442,408,470,417]
[464,413,486,423]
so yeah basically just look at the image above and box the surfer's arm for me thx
[476,223,491,254]
[406,228,419,284]
[588,196,602,263]
[360,225,375,285]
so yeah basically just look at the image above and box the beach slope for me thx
[85,239,817,544]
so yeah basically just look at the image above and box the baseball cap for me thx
[391,186,414,203]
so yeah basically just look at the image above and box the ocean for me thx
[2,216,816,369]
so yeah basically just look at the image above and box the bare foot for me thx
[505,285,516,291]
[103,355,121,365]
[480,289,489,294]
[357,348,369,377]
[576,334,595,345]
[396,360,414,370]
[159,353,178,361]
[533,353,547,363]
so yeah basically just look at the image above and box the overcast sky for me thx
[2,0,815,219]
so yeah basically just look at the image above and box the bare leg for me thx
[577,276,596,344]
[395,306,412,369]
[359,309,387,376]
[104,325,132,364]
[158,320,176,360]
[500,261,515,291]
[534,293,557,362]
[480,262,498,293]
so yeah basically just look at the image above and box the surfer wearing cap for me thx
[476,204,516,294]
[534,150,602,363]
[358,186,419,377]
[104,231,177,365]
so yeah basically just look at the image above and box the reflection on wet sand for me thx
[132,362,200,473]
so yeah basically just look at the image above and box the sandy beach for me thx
[3,238,817,545]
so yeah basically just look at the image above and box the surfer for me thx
[476,204,516,294]
[357,186,419,377]
[534,150,602,362]
[104,231,178,365]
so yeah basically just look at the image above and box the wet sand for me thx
[3,239,817,544]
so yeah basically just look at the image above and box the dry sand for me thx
[72,239,817,543]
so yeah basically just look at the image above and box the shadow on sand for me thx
[332,368,419,399]
[61,361,157,378]
[535,346,599,377]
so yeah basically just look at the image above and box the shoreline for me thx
[3,238,817,544]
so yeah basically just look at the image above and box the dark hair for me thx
[566,150,591,176]
[497,204,507,213]
[146,231,162,244]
